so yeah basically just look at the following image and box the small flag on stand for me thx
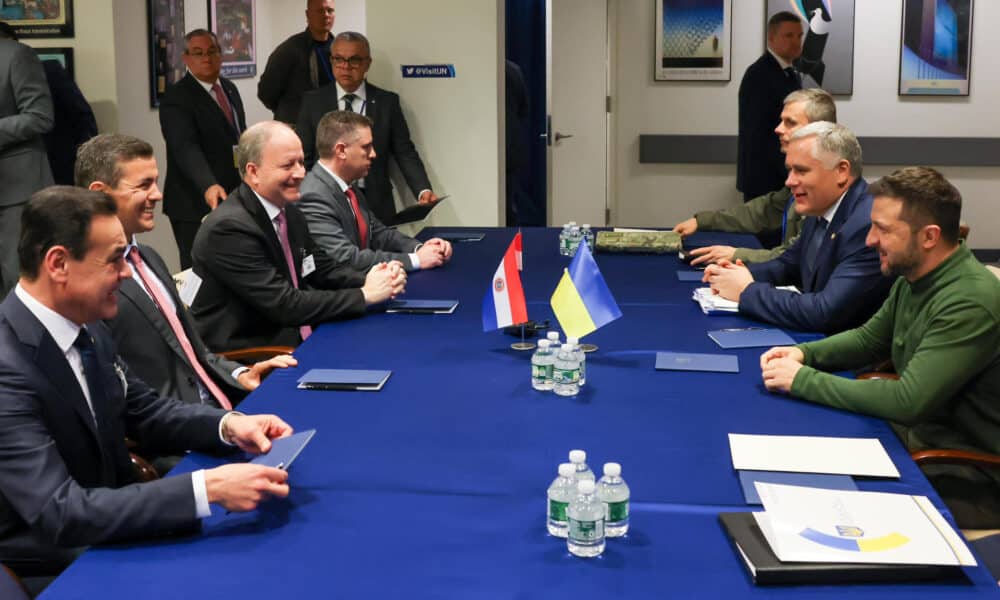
[482,232,528,331]
[550,239,622,339]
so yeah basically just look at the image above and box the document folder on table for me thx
[708,328,796,349]
[676,271,704,281]
[297,369,391,391]
[737,470,857,505]
[656,352,739,373]
[385,299,458,314]
[437,231,485,242]
[718,512,965,585]
[250,429,316,470]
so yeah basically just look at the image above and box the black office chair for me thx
[971,533,1000,585]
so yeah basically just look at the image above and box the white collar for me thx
[14,283,83,353]
[188,69,220,92]
[317,161,350,192]
[251,189,283,222]
[821,189,847,224]
[336,81,367,102]
[767,48,794,71]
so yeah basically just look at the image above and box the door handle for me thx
[554,131,574,142]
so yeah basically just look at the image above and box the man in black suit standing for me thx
[159,29,246,269]
[297,31,439,224]
[737,11,803,202]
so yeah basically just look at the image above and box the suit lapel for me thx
[120,250,193,369]
[314,166,362,246]
[364,82,378,125]
[184,73,239,141]
[804,179,866,290]
[238,184,293,281]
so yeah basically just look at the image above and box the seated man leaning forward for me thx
[299,110,452,272]
[190,121,406,352]
[760,167,1000,529]
[704,122,892,334]
[673,89,837,266]
[0,187,291,577]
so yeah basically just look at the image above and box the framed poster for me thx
[766,0,855,95]
[209,0,256,78]
[0,0,73,38]
[32,45,73,79]
[655,0,732,81]
[899,0,973,96]
[147,0,186,108]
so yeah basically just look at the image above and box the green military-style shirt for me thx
[694,187,802,263]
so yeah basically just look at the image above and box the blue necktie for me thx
[73,328,105,428]
[806,217,828,271]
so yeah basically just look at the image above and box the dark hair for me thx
[19,186,118,280]
[332,31,371,56]
[868,167,962,244]
[315,110,372,160]
[768,11,801,34]
[74,134,155,188]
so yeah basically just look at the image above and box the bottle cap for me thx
[558,463,575,477]
[568,221,577,226]
[547,331,560,341]
[538,339,550,348]
[569,449,586,464]
[578,480,596,494]
[567,336,579,345]
[603,462,621,477]
[582,224,591,229]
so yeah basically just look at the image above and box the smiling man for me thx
[760,166,1000,528]
[704,122,892,333]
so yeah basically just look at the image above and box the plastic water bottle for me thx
[546,331,561,346]
[568,226,582,256]
[558,224,570,256]
[566,336,586,386]
[531,340,555,391]
[597,462,630,537]
[581,224,594,249]
[553,343,580,397]
[568,449,595,481]
[567,480,605,558]
[546,463,577,538]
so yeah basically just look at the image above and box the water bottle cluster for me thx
[546,449,631,558]
[531,331,586,396]
[558,222,595,257]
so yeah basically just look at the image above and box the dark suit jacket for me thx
[742,178,893,333]
[190,183,369,352]
[0,38,53,208]
[299,164,421,271]
[737,52,800,199]
[41,59,97,185]
[108,244,246,408]
[257,30,333,124]
[296,81,432,223]
[0,293,228,572]
[158,72,246,223]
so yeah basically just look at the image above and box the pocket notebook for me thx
[437,231,485,242]
[708,328,796,349]
[655,352,739,373]
[250,429,316,470]
[385,299,459,314]
[737,471,857,505]
[296,369,391,391]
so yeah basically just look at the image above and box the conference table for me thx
[41,228,998,598]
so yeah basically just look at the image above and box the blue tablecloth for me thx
[40,228,999,598]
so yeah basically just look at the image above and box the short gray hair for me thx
[789,121,862,178]
[783,88,836,124]
[333,31,370,55]
[237,121,295,176]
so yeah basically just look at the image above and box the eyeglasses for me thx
[332,55,369,68]
[187,48,221,58]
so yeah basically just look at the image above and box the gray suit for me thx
[0,39,54,293]
[299,164,421,271]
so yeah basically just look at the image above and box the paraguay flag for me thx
[550,239,622,338]
[482,232,528,331]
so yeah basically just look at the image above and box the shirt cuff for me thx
[231,366,250,381]
[417,189,431,201]
[192,469,212,518]
[408,252,421,270]
[218,411,245,446]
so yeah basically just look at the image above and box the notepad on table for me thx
[296,369,391,391]
[386,299,458,314]
[708,328,796,349]
[655,351,739,373]
[728,433,900,478]
[250,429,316,470]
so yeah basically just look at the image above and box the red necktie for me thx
[129,250,232,410]
[211,82,237,131]
[346,187,368,249]
[275,211,313,341]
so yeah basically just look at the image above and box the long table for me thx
[40,228,998,598]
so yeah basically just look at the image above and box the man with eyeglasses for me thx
[296,31,440,224]
[159,29,246,269]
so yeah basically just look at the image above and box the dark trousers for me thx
[168,218,202,271]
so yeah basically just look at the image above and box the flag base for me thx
[510,342,536,351]
[579,343,598,353]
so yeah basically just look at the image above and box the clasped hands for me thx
[362,260,407,304]
[415,237,453,269]
[760,346,804,394]
[702,259,754,302]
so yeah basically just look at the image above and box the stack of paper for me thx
[728,433,901,478]
[693,287,739,314]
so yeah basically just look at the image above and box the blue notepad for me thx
[296,369,391,391]
[707,328,796,349]
[438,231,485,242]
[250,429,316,470]
[386,299,459,314]
[676,271,704,281]
[737,470,858,505]
[655,351,739,373]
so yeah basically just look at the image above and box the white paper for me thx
[753,483,976,566]
[729,433,900,478]
[301,254,316,278]
[178,270,203,307]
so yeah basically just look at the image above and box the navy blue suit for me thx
[741,178,893,333]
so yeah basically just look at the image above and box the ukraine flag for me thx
[550,239,622,338]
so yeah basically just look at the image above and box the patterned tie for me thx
[805,217,828,272]
[130,250,233,410]
[343,93,356,112]
[346,187,368,249]
[72,328,103,426]
[211,82,237,131]
[275,211,313,342]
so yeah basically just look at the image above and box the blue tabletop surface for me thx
[40,228,999,598]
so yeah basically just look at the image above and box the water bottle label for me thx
[531,364,547,380]
[568,517,603,541]
[553,367,580,384]
[607,500,629,522]
[548,499,568,522]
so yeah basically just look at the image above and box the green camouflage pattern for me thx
[595,230,682,254]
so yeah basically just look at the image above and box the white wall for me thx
[613,0,1000,249]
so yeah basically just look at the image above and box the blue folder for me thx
[655,352,739,373]
[438,231,485,242]
[386,299,459,314]
[676,271,704,281]
[737,470,858,505]
[250,429,316,470]
[296,369,392,391]
[707,328,796,349]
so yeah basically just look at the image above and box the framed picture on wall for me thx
[655,0,732,81]
[147,0,186,107]
[1,0,73,38]
[32,46,73,80]
[898,0,973,96]
[208,0,256,78]
[765,0,855,95]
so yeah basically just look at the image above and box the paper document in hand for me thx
[753,483,976,566]
[692,287,739,314]
[729,433,900,478]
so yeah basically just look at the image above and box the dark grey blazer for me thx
[0,38,53,208]
[299,164,421,271]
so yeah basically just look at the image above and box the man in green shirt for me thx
[673,88,835,265]
[761,166,1000,527]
